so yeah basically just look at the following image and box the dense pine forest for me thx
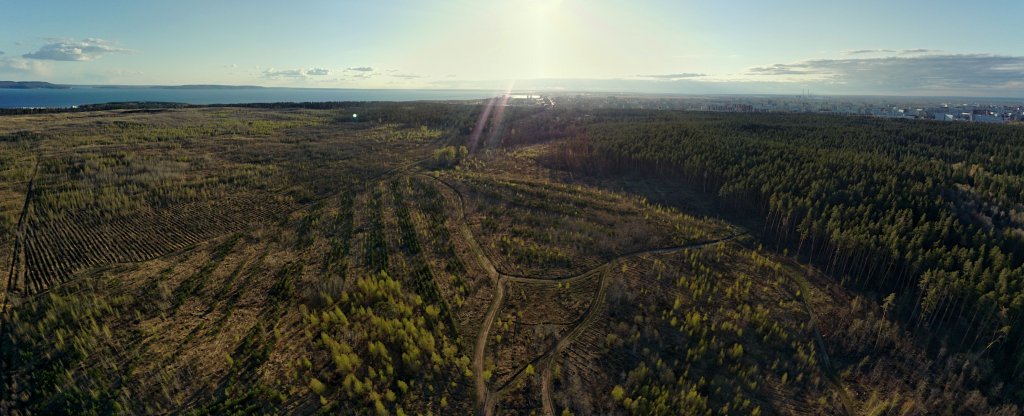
[536,109,1024,409]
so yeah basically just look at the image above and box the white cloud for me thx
[899,49,939,55]
[23,38,130,61]
[0,57,51,75]
[262,68,307,80]
[390,73,422,79]
[346,66,373,72]
[260,66,333,80]
[845,49,896,55]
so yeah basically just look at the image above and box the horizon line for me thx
[2,80,1023,101]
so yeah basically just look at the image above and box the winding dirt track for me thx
[790,268,855,415]
[420,173,745,416]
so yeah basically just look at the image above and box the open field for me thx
[1,102,1020,415]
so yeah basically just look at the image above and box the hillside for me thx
[0,81,70,89]
[0,103,1020,415]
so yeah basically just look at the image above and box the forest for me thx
[537,109,1024,411]
[0,100,1021,415]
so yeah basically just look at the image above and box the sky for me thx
[1,0,1023,96]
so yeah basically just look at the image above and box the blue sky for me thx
[1,0,1022,96]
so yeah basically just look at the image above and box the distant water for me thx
[0,87,499,108]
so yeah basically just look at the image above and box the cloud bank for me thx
[306,67,330,76]
[845,49,939,56]
[747,54,1024,93]
[23,38,129,61]
[899,49,938,55]
[638,73,706,80]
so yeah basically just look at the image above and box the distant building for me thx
[972,114,1006,123]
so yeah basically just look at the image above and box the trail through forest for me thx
[420,172,748,415]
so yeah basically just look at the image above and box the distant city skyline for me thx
[2,0,1023,96]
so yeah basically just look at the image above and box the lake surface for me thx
[0,87,500,108]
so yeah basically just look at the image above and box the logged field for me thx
[1,102,1020,415]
